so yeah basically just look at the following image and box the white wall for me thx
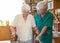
[0,0,24,25]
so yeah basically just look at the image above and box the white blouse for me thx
[11,14,36,41]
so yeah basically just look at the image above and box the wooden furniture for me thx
[54,0,60,9]
[0,26,11,41]
[25,0,54,16]
[54,3,60,43]
[54,22,60,32]
[53,0,60,20]
[25,0,39,16]
[54,37,60,43]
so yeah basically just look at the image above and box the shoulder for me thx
[35,12,41,19]
[46,11,54,18]
[35,12,40,18]
[29,14,34,18]
[14,14,21,19]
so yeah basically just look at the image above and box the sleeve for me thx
[44,14,54,27]
[11,15,18,27]
[32,16,36,27]
[34,13,38,26]
[35,16,37,26]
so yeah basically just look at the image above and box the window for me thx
[0,0,24,25]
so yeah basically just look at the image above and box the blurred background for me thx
[0,0,60,43]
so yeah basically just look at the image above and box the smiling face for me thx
[21,4,30,17]
[22,9,29,17]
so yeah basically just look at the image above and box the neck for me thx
[41,13,45,17]
[22,14,28,22]
[23,14,28,17]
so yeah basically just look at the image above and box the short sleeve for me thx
[44,14,54,27]
[11,15,18,27]
[32,16,36,27]
[35,13,38,26]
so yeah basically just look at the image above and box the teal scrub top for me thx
[35,11,54,43]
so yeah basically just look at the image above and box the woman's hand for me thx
[10,26,16,38]
[11,33,16,38]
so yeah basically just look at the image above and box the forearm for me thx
[35,28,39,35]
[38,26,47,37]
[33,26,39,35]
[10,26,16,34]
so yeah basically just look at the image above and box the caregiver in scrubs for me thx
[10,4,38,43]
[35,1,54,43]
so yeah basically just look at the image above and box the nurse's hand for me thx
[35,35,39,41]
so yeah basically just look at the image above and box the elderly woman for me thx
[35,1,54,43]
[10,4,38,43]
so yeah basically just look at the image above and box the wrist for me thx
[12,32,16,35]
[36,30,39,34]
[38,34,41,38]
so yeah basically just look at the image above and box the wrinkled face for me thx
[22,9,29,16]
[37,8,47,15]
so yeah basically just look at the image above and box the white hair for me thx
[36,1,48,10]
[22,4,30,12]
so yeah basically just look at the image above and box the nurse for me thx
[35,1,54,43]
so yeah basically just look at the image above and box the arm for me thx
[10,15,18,37]
[35,26,48,41]
[32,16,39,35]
[10,26,16,37]
[10,26,16,34]
[10,15,18,35]
[33,26,39,42]
[37,26,47,38]
[35,13,54,41]
[32,26,39,35]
